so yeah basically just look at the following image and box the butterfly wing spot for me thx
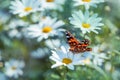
[81,39,90,45]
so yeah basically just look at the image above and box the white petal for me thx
[49,56,60,62]
[51,63,63,68]
[61,46,67,53]
[67,64,74,70]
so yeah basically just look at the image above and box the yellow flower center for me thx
[82,23,91,28]
[11,66,17,70]
[42,26,52,33]
[83,58,90,64]
[24,7,32,12]
[62,58,72,64]
[46,0,54,2]
[82,0,91,2]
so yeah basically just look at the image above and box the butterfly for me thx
[65,31,92,53]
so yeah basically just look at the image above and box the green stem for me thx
[62,67,67,80]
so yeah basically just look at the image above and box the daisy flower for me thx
[10,0,43,17]
[50,46,91,70]
[30,48,49,59]
[8,29,22,39]
[7,19,28,38]
[4,59,25,78]
[69,10,104,34]
[45,39,61,49]
[40,0,65,11]
[27,16,65,42]
[8,19,28,29]
[73,0,104,10]
[91,45,109,66]
[81,52,92,65]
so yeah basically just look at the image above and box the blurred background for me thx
[0,0,120,80]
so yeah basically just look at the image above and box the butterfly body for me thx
[65,31,92,53]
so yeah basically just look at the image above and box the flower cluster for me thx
[50,0,106,70]
[0,0,117,80]
[10,0,65,17]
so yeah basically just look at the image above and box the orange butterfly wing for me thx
[65,31,92,53]
[73,44,92,53]
[65,31,80,47]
